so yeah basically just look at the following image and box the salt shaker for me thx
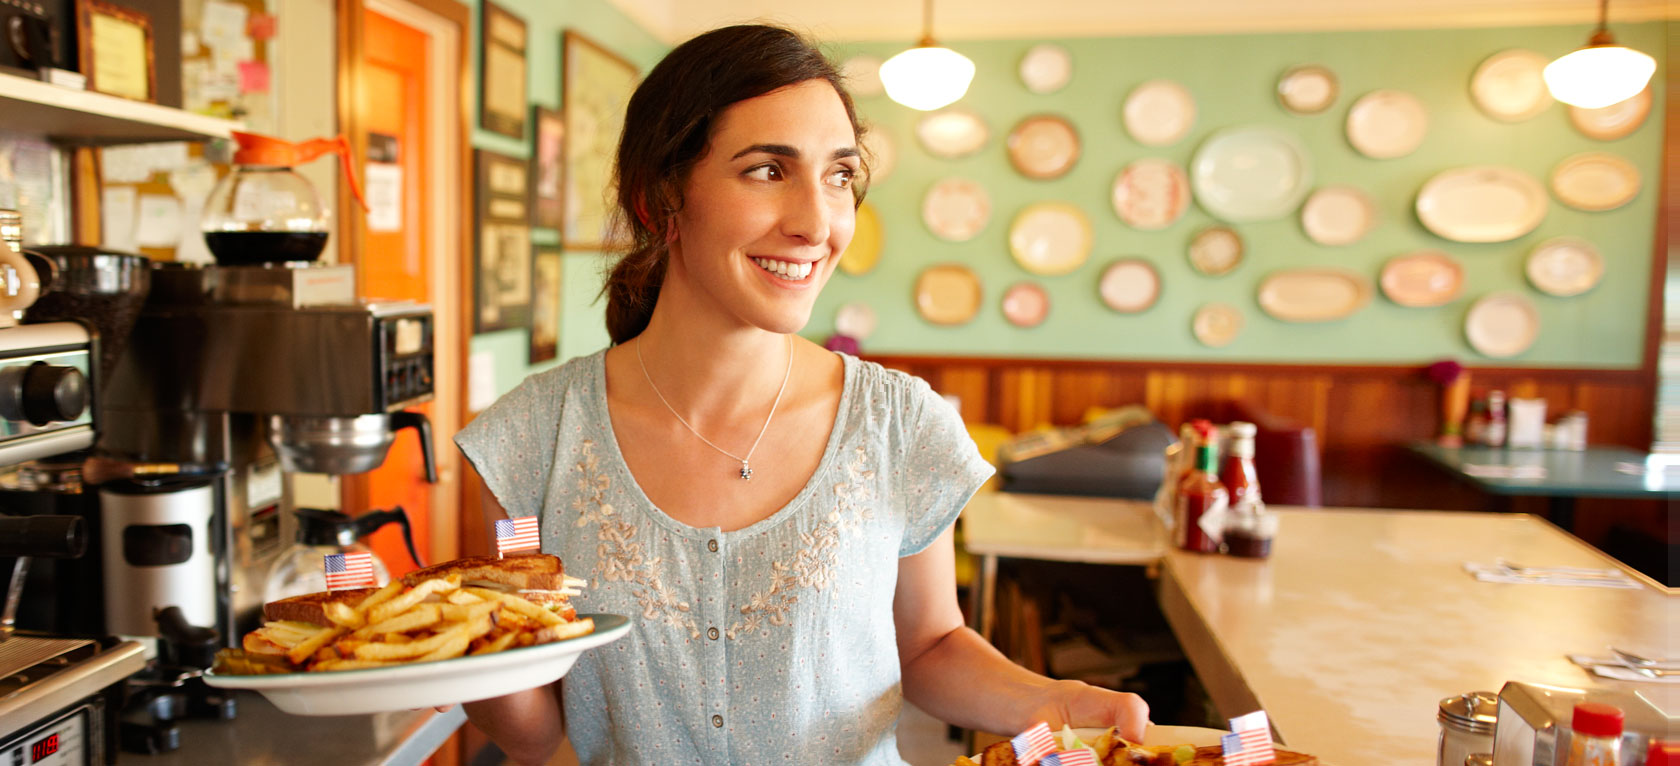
[1438,691,1498,766]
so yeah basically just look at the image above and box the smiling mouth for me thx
[751,257,815,281]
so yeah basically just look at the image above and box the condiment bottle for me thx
[1436,691,1497,766]
[1152,424,1196,531]
[1173,420,1226,554]
[1220,422,1274,558]
[1647,740,1678,766]
[1463,398,1489,446]
[1484,391,1507,448]
[1565,702,1622,766]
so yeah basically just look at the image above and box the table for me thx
[1407,443,1680,530]
[122,692,465,765]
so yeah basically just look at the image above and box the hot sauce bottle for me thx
[1220,422,1275,558]
[1174,420,1227,553]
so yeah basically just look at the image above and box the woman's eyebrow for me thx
[730,144,862,161]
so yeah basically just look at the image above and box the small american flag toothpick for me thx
[323,551,376,590]
[494,516,541,557]
[1011,722,1057,766]
[1223,711,1277,766]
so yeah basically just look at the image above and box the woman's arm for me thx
[895,525,1150,741]
[457,484,568,766]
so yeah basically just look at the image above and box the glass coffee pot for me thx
[201,132,368,265]
[264,507,422,602]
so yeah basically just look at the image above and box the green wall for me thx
[813,22,1665,368]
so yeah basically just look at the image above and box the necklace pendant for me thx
[739,461,752,480]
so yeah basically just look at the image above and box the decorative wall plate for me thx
[1470,49,1552,122]
[1007,115,1080,179]
[1019,44,1072,94]
[1192,303,1244,347]
[1001,282,1051,327]
[1415,166,1547,243]
[1098,259,1161,314]
[838,202,882,275]
[842,55,885,98]
[1123,79,1196,147]
[1465,292,1540,358]
[1380,250,1464,307]
[861,129,896,184]
[1112,159,1191,230]
[1276,65,1338,115]
[1009,202,1092,276]
[1257,268,1372,322]
[834,301,878,340]
[916,108,989,159]
[1300,185,1376,246]
[1190,127,1312,223]
[1188,226,1243,276]
[1550,152,1640,212]
[1525,237,1603,297]
[1569,85,1651,141]
[1346,90,1428,159]
[914,264,983,326]
[922,177,991,242]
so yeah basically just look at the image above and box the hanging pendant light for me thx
[1543,0,1655,109]
[878,0,974,111]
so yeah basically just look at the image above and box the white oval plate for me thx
[1346,89,1429,159]
[203,614,631,716]
[1526,237,1603,297]
[1123,79,1196,147]
[1570,85,1652,141]
[916,108,989,159]
[1009,202,1092,276]
[1415,166,1547,243]
[1465,292,1540,358]
[834,301,878,340]
[1470,49,1552,122]
[842,54,884,98]
[922,177,991,242]
[1550,152,1640,212]
[1193,303,1244,348]
[1019,43,1072,94]
[1300,185,1376,246]
[1188,226,1243,277]
[1277,64,1338,115]
[1008,115,1080,179]
[1112,158,1191,231]
[1380,250,1464,307]
[838,202,883,276]
[1258,268,1372,322]
[915,263,983,326]
[1190,127,1313,223]
[861,129,896,184]
[973,725,1230,762]
[1001,282,1050,328]
[1098,259,1161,313]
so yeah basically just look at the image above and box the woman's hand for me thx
[1026,679,1150,742]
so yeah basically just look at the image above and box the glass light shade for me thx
[879,45,975,111]
[1543,44,1656,108]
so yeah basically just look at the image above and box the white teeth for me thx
[751,258,813,281]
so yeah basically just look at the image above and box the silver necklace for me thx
[636,335,793,480]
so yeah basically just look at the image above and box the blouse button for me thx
[707,539,718,552]
[707,627,719,640]
[712,714,723,728]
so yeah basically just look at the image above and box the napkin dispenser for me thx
[1492,681,1672,766]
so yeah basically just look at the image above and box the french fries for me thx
[215,574,595,675]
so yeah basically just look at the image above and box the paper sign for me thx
[200,1,248,47]
[237,60,269,94]
[211,38,255,71]
[247,12,276,40]
[168,163,218,200]
[468,351,496,412]
[150,142,190,172]
[99,145,154,183]
[364,163,402,232]
[175,196,214,264]
[100,187,137,253]
[135,195,182,248]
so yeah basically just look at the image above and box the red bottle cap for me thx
[1571,702,1624,738]
[1648,741,1679,766]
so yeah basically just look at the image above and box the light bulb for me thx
[1544,44,1656,108]
[879,46,975,111]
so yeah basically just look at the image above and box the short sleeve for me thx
[895,377,995,557]
[453,372,563,520]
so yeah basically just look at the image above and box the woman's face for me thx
[669,79,860,335]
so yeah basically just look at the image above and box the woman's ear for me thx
[665,216,679,245]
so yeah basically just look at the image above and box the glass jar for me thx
[201,166,331,265]
[1437,691,1497,766]
[1566,702,1623,766]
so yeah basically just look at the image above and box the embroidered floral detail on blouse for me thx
[572,439,700,638]
[727,446,875,639]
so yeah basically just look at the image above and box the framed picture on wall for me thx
[77,0,157,103]
[479,2,527,139]
[561,30,637,251]
[531,106,565,231]
[529,246,562,363]
[474,150,532,333]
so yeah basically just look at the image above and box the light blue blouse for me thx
[454,348,993,765]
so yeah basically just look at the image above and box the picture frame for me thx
[529,246,562,363]
[77,0,157,103]
[474,150,532,334]
[531,106,564,231]
[478,2,527,139]
[561,30,637,251]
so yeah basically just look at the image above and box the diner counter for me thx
[119,691,465,765]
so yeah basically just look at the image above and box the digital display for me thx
[30,733,57,763]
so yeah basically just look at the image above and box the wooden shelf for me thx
[0,71,240,145]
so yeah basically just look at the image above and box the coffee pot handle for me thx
[390,410,436,483]
[354,506,423,569]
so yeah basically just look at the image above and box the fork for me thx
[1613,648,1680,670]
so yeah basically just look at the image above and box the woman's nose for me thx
[780,179,832,246]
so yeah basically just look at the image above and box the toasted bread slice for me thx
[262,587,377,627]
[1183,745,1317,765]
[400,553,566,591]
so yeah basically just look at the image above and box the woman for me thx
[454,24,1150,765]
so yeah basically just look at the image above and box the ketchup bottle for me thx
[1174,420,1228,553]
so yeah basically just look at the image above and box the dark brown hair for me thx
[601,24,867,345]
